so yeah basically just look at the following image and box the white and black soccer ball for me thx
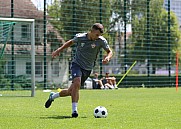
[94,106,108,118]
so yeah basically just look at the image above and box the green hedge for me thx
[116,76,178,88]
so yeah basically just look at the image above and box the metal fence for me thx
[0,0,181,93]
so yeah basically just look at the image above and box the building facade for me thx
[0,0,70,88]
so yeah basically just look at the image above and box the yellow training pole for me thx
[117,61,137,86]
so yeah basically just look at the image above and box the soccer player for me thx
[103,72,118,89]
[45,23,113,118]
[92,72,104,89]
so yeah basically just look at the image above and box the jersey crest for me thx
[81,42,85,47]
[91,43,96,48]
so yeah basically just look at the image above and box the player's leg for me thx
[105,83,114,89]
[69,77,81,118]
[97,80,104,89]
[111,77,118,89]
[44,90,68,108]
[44,62,81,109]
[101,78,107,89]
[105,78,115,89]
[70,68,92,117]
[44,83,73,108]
[107,78,113,85]
[69,62,83,117]
[71,67,91,117]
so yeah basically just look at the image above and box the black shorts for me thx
[92,80,101,89]
[71,62,91,86]
[102,78,107,85]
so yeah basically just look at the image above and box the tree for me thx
[109,0,132,29]
[130,0,181,74]
[48,0,111,40]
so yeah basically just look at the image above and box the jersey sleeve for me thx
[72,34,79,43]
[72,33,86,43]
[102,38,110,51]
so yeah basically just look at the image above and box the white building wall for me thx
[5,56,69,87]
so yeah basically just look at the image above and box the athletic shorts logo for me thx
[73,73,77,76]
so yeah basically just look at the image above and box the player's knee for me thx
[73,78,81,89]
[112,77,116,80]
[67,90,71,96]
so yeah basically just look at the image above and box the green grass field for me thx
[0,88,181,129]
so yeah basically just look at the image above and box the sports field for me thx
[0,88,181,129]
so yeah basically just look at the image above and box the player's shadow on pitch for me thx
[41,115,87,119]
[48,115,72,119]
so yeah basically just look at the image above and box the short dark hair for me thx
[92,23,104,33]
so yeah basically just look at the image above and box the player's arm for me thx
[106,77,113,80]
[52,39,74,58]
[102,48,113,64]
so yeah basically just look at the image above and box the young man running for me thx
[45,23,113,118]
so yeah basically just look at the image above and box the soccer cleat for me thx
[72,111,78,118]
[45,92,54,108]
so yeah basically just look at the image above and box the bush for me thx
[3,75,31,90]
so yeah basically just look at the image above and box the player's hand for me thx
[52,50,60,59]
[102,56,110,64]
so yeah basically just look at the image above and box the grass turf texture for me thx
[0,88,181,129]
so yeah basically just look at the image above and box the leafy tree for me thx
[109,0,131,29]
[48,0,111,41]
[130,0,181,74]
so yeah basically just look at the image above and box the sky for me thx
[31,0,54,10]
[31,0,43,10]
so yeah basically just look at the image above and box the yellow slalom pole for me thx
[117,61,137,86]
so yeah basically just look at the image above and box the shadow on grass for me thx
[40,115,87,119]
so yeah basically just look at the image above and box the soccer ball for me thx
[94,106,108,118]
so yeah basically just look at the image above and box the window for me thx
[35,24,39,35]
[7,61,16,75]
[26,62,43,76]
[26,62,31,75]
[21,24,29,39]
[52,61,60,77]
[35,62,42,76]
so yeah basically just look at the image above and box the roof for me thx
[0,0,68,56]
[3,43,71,56]
[47,22,65,43]
[0,0,43,19]
[3,44,52,55]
